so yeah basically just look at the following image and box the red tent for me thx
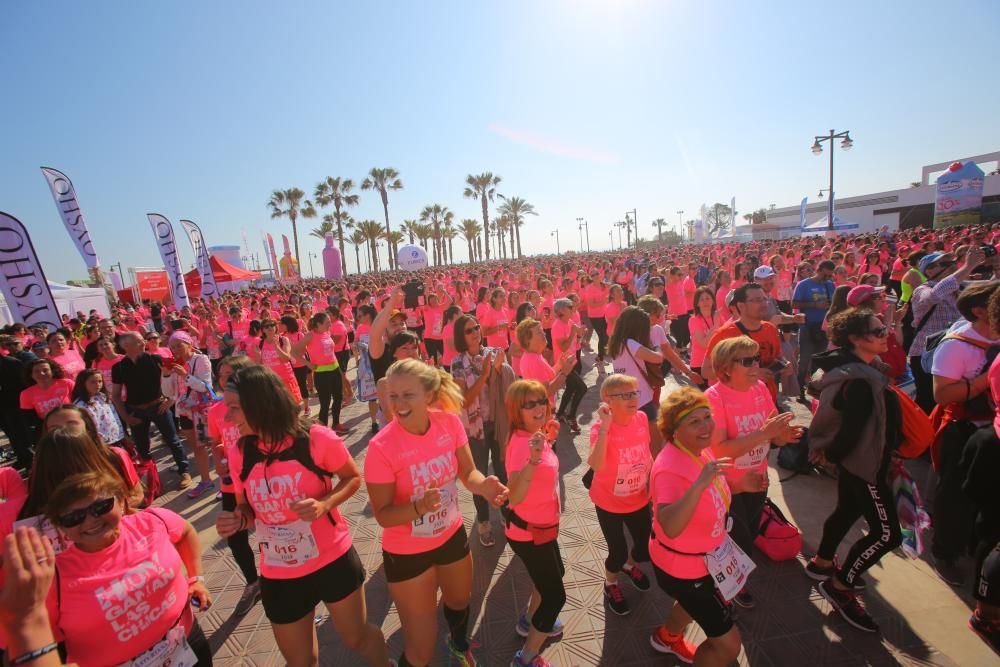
[184,256,261,298]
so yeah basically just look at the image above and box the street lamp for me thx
[577,217,590,252]
[308,251,317,278]
[551,229,560,255]
[609,229,614,250]
[811,128,853,230]
[676,210,684,235]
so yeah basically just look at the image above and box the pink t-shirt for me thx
[551,318,577,356]
[364,410,467,554]
[53,508,193,666]
[0,467,28,536]
[705,380,775,483]
[604,300,624,329]
[583,283,609,318]
[481,306,510,349]
[649,444,729,578]
[95,355,124,390]
[504,430,560,542]
[20,379,74,418]
[688,313,717,368]
[442,322,458,367]
[682,276,697,310]
[330,319,350,353]
[423,306,446,340]
[50,350,86,380]
[229,425,353,579]
[519,352,556,392]
[207,400,241,494]
[665,281,688,316]
[588,411,652,513]
[990,354,1000,439]
[306,331,337,366]
[110,446,140,487]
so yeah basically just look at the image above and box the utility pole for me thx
[676,210,684,237]
[576,217,590,252]
[551,229,560,254]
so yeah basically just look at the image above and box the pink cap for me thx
[847,285,885,306]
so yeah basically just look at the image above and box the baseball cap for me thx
[846,285,885,306]
[389,309,407,321]
[753,265,775,280]
[918,252,953,275]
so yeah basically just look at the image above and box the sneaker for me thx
[515,614,564,638]
[179,472,193,489]
[333,423,352,435]
[186,480,214,499]
[623,564,651,591]
[371,421,379,434]
[215,491,223,501]
[733,590,756,609]
[969,610,1000,657]
[510,650,551,667]
[932,556,965,587]
[649,626,696,663]
[818,580,879,633]
[604,582,630,616]
[233,580,261,616]
[567,418,581,434]
[805,557,866,591]
[446,637,481,667]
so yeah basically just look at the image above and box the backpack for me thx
[754,498,802,561]
[888,384,934,458]
[777,427,813,476]
[920,331,1000,378]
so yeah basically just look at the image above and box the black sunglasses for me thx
[56,497,116,528]
[932,260,956,270]
[734,354,762,367]
[464,324,481,335]
[866,326,889,338]
[521,398,549,410]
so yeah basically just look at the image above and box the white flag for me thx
[0,212,62,330]
[799,197,809,230]
[147,214,190,308]
[179,219,219,299]
[40,167,102,269]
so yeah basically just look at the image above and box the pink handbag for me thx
[754,498,802,561]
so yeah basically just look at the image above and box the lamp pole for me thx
[576,217,590,252]
[551,229,560,255]
[676,210,684,236]
[308,251,317,278]
[811,129,853,230]
[609,229,614,250]
[577,221,584,251]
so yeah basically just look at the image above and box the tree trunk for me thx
[380,191,393,270]
[290,213,300,269]
[448,238,454,264]
[354,246,361,274]
[509,224,516,258]
[480,195,490,262]
[334,203,348,276]
[515,223,523,258]
[467,239,474,263]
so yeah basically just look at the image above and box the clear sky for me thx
[3,0,999,281]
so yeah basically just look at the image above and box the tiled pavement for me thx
[150,358,999,667]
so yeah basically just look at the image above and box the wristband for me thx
[413,500,423,517]
[188,575,205,585]
[11,643,58,665]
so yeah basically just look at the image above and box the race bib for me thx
[121,626,197,667]
[258,520,320,568]
[613,462,648,497]
[13,515,71,554]
[735,444,769,469]
[412,481,460,538]
[704,535,756,601]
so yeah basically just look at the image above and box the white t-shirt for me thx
[651,324,669,348]
[612,339,653,407]
[931,320,999,380]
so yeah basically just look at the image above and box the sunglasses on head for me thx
[56,497,116,528]
[734,354,761,367]
[521,398,549,410]
[464,324,481,335]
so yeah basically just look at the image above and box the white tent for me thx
[803,214,860,235]
[0,281,110,326]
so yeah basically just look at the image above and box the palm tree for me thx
[347,229,367,274]
[441,209,456,265]
[400,219,420,245]
[312,177,359,276]
[419,204,449,266]
[361,168,403,269]
[386,230,405,264]
[356,220,385,273]
[460,219,481,263]
[414,223,433,252]
[497,196,536,258]
[652,218,666,242]
[463,172,501,262]
[267,188,315,267]
[492,215,509,259]
[309,218,334,240]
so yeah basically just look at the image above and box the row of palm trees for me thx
[267,169,536,275]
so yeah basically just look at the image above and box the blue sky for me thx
[3,0,999,281]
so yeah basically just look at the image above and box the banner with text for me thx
[934,160,985,228]
[40,167,102,270]
[0,212,61,330]
[178,219,219,299]
[146,214,190,308]
[266,233,282,284]
[134,270,171,301]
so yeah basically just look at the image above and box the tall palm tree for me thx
[414,223,433,252]
[441,209,456,265]
[267,188,315,267]
[460,219,481,263]
[312,177,359,276]
[386,230,405,264]
[361,168,403,269]
[356,220,385,273]
[652,218,666,242]
[419,204,449,266]
[400,219,420,245]
[497,196,537,258]
[492,215,509,259]
[463,172,501,262]
[309,218,334,240]
[347,228,368,274]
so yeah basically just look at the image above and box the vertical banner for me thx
[266,233,282,284]
[39,167,101,269]
[934,160,985,228]
[146,214,190,308]
[280,234,298,279]
[799,197,809,230]
[178,219,219,299]
[729,196,737,237]
[0,212,62,330]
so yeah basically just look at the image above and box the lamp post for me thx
[615,220,624,249]
[811,129,853,230]
[551,229,560,255]
[609,229,614,250]
[308,251,317,278]
[576,217,590,252]
[676,210,684,236]
[625,209,637,248]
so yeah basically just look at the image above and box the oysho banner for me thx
[179,219,219,299]
[40,167,102,270]
[147,213,190,308]
[0,212,62,330]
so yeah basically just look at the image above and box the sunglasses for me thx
[464,324,481,335]
[56,497,116,528]
[609,390,640,400]
[521,398,549,410]
[932,261,956,270]
[866,327,889,338]
[734,354,761,367]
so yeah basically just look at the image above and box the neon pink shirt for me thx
[481,305,510,349]
[229,425,353,579]
[583,283,609,318]
[588,411,652,513]
[519,352,556,392]
[50,350,85,380]
[285,331,306,368]
[604,300,624,329]
[95,355,123,390]
[364,410,467,554]
[666,281,688,316]
[0,467,28,537]
[305,331,337,366]
[329,320,349,353]
[423,306,446,340]
[688,312,718,368]
[442,322,458,367]
[207,401,240,494]
[504,429,560,542]
[705,380,775,483]
[649,444,729,578]
[52,508,193,666]
[551,318,577,356]
[20,379,74,418]
[682,276,697,310]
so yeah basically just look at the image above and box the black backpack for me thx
[239,434,337,526]
[777,426,813,477]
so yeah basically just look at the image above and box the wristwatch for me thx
[188,575,206,585]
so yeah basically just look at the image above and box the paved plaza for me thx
[152,362,998,667]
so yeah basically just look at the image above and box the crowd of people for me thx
[1,222,1000,666]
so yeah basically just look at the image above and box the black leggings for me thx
[188,619,213,666]
[557,358,587,418]
[595,504,651,573]
[469,424,507,523]
[293,365,311,400]
[670,313,692,349]
[508,537,566,633]
[591,316,609,360]
[335,349,351,374]
[222,492,258,585]
[315,368,344,427]
[728,491,767,560]
[817,466,902,587]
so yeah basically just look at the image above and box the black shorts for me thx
[653,564,733,638]
[382,524,469,583]
[260,546,366,624]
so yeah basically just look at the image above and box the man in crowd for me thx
[792,259,835,397]
[754,265,806,398]
[0,335,36,470]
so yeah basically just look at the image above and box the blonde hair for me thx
[657,386,711,442]
[636,294,665,316]
[710,335,759,381]
[385,358,464,415]
[515,318,542,349]
[600,373,638,399]
[45,470,127,523]
[505,379,551,432]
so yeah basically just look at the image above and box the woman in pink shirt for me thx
[440,305,462,371]
[688,286,720,386]
[91,336,123,390]
[291,312,347,435]
[45,332,85,380]
[588,374,653,618]
[515,319,574,404]
[422,293,447,365]
[504,379,565,667]
[481,288,511,350]
[364,359,507,667]
[217,364,388,667]
[604,284,626,334]
[19,359,74,429]
[280,315,311,416]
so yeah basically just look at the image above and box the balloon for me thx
[397,244,428,271]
